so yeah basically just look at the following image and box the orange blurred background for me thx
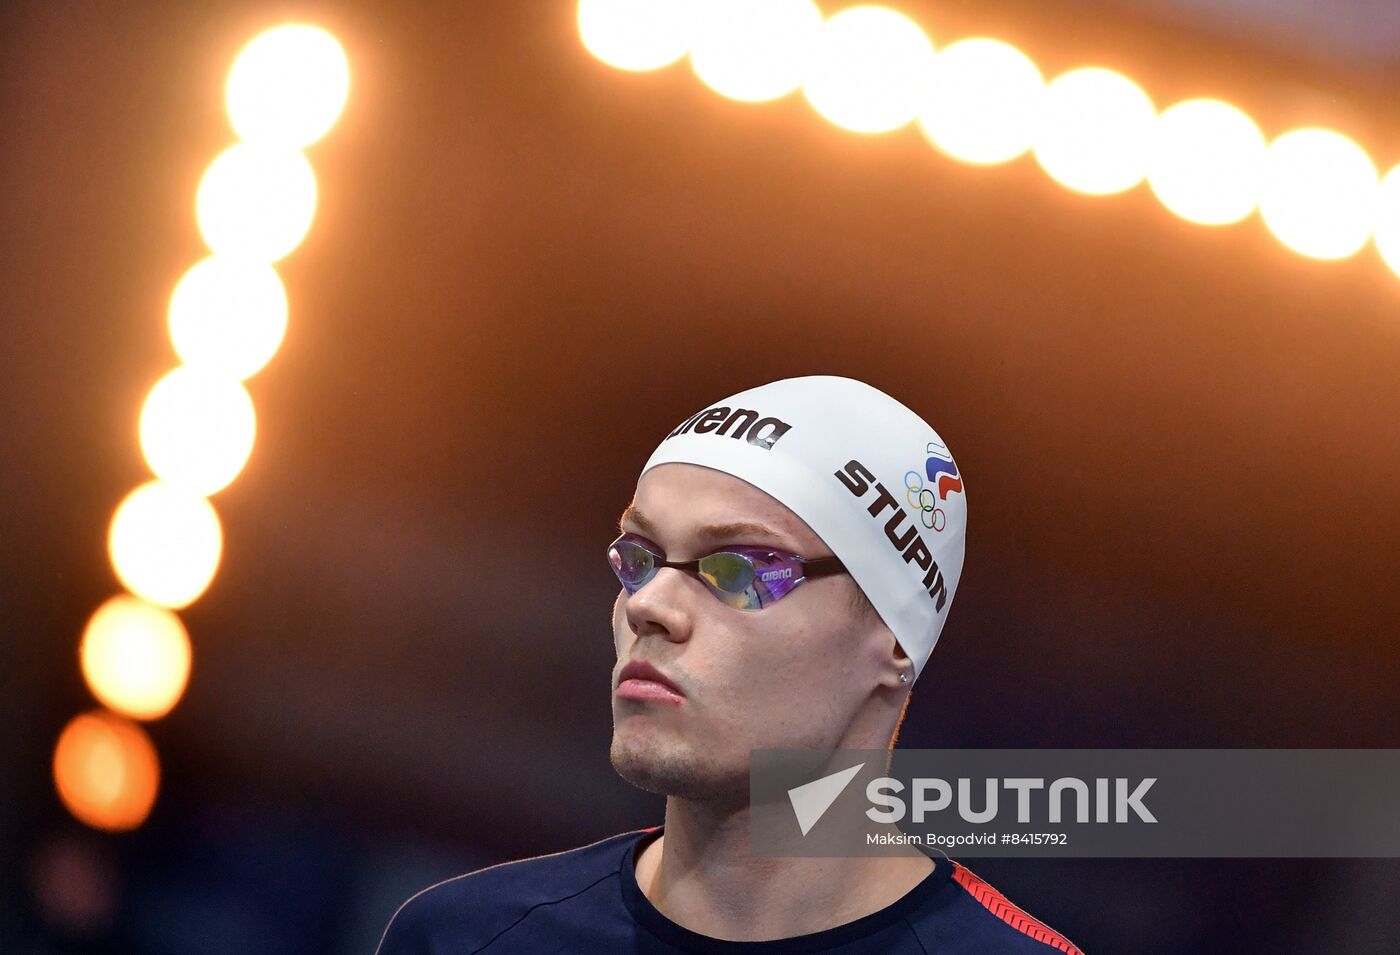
[3,1,1400,951]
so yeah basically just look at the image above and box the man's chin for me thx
[610,729,681,795]
[609,730,744,802]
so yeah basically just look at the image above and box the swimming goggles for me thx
[607,533,847,611]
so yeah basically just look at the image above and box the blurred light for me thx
[1033,67,1156,195]
[802,5,936,134]
[28,832,120,939]
[689,0,822,103]
[1260,127,1378,260]
[168,257,288,382]
[52,711,160,832]
[227,24,349,148]
[139,366,256,496]
[578,0,693,72]
[1148,98,1266,226]
[196,143,317,263]
[918,37,1043,165]
[108,481,223,610]
[1374,164,1400,279]
[79,596,191,721]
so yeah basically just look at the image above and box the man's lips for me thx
[616,659,685,705]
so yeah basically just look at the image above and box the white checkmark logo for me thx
[787,762,866,836]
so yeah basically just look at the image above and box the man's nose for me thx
[622,567,698,644]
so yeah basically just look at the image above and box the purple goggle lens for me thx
[607,534,846,611]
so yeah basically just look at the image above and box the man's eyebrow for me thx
[618,504,658,535]
[618,505,793,545]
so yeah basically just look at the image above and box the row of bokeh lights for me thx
[578,0,1400,269]
[53,25,349,833]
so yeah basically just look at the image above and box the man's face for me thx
[609,462,890,805]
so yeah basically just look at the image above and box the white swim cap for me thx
[639,376,966,680]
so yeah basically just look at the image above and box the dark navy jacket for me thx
[376,826,1083,954]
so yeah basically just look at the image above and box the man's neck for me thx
[633,797,934,942]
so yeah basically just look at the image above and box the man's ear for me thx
[876,632,915,690]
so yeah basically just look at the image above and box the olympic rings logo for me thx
[904,469,946,532]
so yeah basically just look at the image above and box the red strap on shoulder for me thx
[951,862,1084,954]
